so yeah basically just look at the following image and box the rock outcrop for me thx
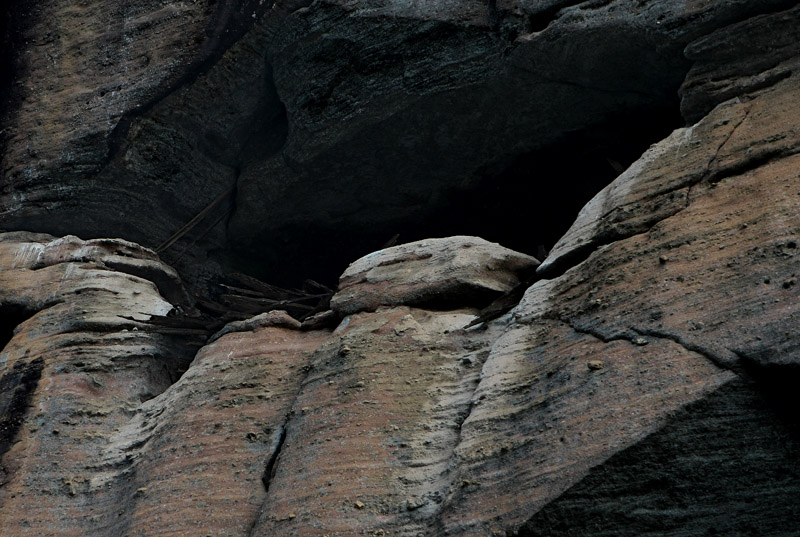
[2,1,800,536]
[0,233,200,536]
[331,236,540,316]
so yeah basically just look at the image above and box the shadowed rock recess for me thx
[1,1,799,536]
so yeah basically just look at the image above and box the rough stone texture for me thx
[209,309,302,343]
[0,0,288,287]
[248,306,505,537]
[679,4,800,123]
[2,1,800,536]
[441,320,736,536]
[88,323,329,537]
[0,232,200,537]
[3,0,797,286]
[541,66,800,279]
[527,75,800,375]
[331,236,540,316]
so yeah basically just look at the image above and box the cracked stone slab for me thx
[524,74,800,373]
[439,319,735,536]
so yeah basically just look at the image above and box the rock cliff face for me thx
[2,1,800,536]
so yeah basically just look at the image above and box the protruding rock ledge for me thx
[209,309,302,343]
[330,236,540,316]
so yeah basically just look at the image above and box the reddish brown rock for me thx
[91,323,328,537]
[2,2,800,536]
[469,72,800,535]
[540,70,800,280]
[247,306,505,537]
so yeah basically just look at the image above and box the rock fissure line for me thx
[559,317,733,374]
[245,358,318,536]
[704,104,751,175]
[538,103,769,281]
[431,387,480,527]
[537,217,674,280]
[260,420,288,494]
[707,145,798,185]
[428,322,518,535]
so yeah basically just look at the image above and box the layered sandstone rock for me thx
[331,236,540,316]
[0,233,200,536]
[3,0,796,286]
[2,1,800,536]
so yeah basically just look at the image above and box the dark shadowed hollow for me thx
[220,100,684,290]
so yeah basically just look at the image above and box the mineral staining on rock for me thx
[2,1,800,536]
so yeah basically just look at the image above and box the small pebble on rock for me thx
[587,360,605,371]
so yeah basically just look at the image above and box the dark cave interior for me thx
[0,306,34,355]
[225,100,685,291]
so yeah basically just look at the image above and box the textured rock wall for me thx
[1,1,800,536]
[4,0,797,287]
[0,234,200,536]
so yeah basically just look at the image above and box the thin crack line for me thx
[431,331,514,535]
[556,316,738,376]
[245,360,316,536]
[705,104,752,178]
[540,104,759,280]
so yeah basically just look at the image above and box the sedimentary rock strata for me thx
[2,1,800,536]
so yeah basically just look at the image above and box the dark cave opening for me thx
[0,306,35,355]
[0,306,41,460]
[234,101,684,291]
[420,103,683,260]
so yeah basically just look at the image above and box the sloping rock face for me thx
[2,1,800,537]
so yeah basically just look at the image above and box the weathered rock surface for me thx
[3,0,797,287]
[331,236,540,316]
[90,321,328,537]
[679,4,800,123]
[309,69,800,532]
[2,1,800,536]
[0,232,200,536]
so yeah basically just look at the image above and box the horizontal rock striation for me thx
[331,236,540,316]
[1,1,800,536]
[0,233,201,536]
[2,0,796,287]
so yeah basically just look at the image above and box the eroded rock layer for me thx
[1,1,800,536]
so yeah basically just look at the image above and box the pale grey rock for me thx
[331,236,539,316]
